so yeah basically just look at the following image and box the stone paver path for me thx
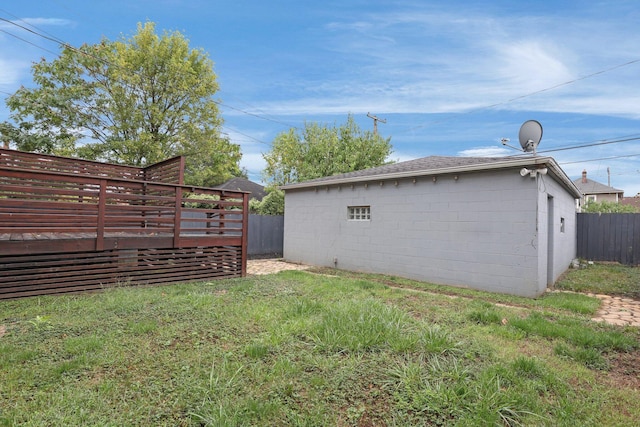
[588,293,640,327]
[247,259,640,327]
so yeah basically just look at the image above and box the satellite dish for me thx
[518,120,543,154]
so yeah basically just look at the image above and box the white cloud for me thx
[0,58,30,85]
[491,39,574,92]
[251,6,640,121]
[18,18,74,27]
[240,151,266,181]
[457,146,512,157]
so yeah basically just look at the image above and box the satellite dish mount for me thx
[518,120,543,155]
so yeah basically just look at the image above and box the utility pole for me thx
[367,112,386,135]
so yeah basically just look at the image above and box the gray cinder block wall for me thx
[283,168,576,297]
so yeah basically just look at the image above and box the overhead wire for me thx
[3,6,300,134]
[0,28,60,55]
[400,54,640,134]
[2,8,640,162]
[560,153,640,165]
[0,8,69,45]
[0,13,299,138]
[537,135,640,155]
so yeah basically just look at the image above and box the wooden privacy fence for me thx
[0,149,248,299]
[577,213,640,265]
[247,214,284,256]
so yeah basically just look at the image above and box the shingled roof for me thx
[218,177,267,201]
[281,155,581,197]
[572,171,623,196]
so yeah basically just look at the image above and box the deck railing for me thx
[0,164,247,242]
[0,149,248,298]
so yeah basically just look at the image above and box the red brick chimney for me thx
[582,170,587,183]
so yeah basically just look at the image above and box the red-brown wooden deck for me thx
[0,149,248,299]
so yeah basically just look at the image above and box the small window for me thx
[348,206,370,221]
[560,217,565,233]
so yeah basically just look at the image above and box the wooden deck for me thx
[0,149,248,299]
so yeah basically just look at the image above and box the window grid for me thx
[348,206,371,221]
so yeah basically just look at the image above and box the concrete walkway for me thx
[246,260,640,327]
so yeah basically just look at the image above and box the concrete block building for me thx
[281,156,581,297]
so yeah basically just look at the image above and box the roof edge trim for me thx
[281,156,581,198]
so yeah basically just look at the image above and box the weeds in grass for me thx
[467,305,502,325]
[387,355,547,426]
[27,315,52,330]
[420,325,461,354]
[541,292,601,315]
[309,298,412,352]
[1,266,639,426]
[244,341,270,359]
[509,312,637,352]
[556,263,640,298]
[511,356,544,379]
[555,343,609,370]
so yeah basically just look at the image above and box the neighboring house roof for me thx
[281,155,582,198]
[620,196,640,210]
[218,177,267,201]
[572,170,623,196]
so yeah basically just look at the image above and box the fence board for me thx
[248,214,284,256]
[577,213,640,265]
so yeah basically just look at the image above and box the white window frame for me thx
[348,206,371,221]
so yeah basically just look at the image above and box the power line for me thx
[221,126,271,146]
[402,57,640,133]
[560,153,640,165]
[217,101,297,129]
[2,7,299,134]
[537,135,640,155]
[0,8,69,46]
[0,28,60,55]
[0,16,70,50]
[4,8,640,152]
[0,12,297,135]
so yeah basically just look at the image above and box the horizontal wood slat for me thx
[0,148,143,180]
[0,149,249,298]
[0,246,243,299]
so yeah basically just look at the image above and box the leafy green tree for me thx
[4,22,241,186]
[250,189,285,215]
[583,200,638,213]
[262,114,393,187]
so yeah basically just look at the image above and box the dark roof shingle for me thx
[572,178,623,195]
[218,177,267,200]
[294,156,518,185]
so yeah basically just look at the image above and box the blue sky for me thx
[1,1,640,195]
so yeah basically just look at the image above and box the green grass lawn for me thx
[1,264,639,426]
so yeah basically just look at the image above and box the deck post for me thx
[96,179,106,251]
[241,192,249,277]
[178,156,185,185]
[0,149,248,299]
[174,186,182,248]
